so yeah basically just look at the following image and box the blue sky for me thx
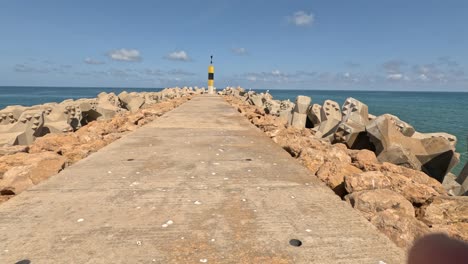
[1,0,467,91]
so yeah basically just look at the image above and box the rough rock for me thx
[344,170,440,204]
[422,196,468,241]
[379,162,447,195]
[0,152,66,195]
[316,161,362,197]
[0,145,29,156]
[370,210,430,249]
[346,189,415,219]
[349,149,381,171]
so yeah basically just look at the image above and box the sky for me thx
[0,0,467,91]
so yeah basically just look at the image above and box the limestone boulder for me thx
[379,162,446,195]
[349,149,381,171]
[344,170,440,204]
[316,161,362,197]
[29,133,80,154]
[370,210,430,249]
[422,196,468,241]
[0,152,66,195]
[0,145,29,156]
[0,166,34,195]
[346,189,415,220]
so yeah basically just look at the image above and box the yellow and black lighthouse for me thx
[208,55,215,94]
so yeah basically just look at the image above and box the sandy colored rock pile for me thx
[0,88,194,203]
[223,87,467,249]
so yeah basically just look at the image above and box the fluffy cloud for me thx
[231,47,248,55]
[107,49,142,62]
[288,11,314,26]
[386,73,405,81]
[84,57,105,65]
[165,50,191,61]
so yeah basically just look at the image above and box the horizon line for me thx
[0,85,467,93]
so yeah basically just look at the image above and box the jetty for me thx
[0,95,405,263]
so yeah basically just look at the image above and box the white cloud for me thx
[386,73,403,80]
[165,50,191,61]
[386,73,410,81]
[246,76,257,82]
[419,74,429,81]
[108,49,142,62]
[84,57,105,65]
[288,11,314,26]
[271,70,281,76]
[231,47,248,55]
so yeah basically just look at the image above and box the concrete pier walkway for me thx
[0,95,405,263]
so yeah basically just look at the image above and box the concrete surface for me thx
[0,95,405,263]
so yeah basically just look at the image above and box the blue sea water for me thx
[0,86,467,175]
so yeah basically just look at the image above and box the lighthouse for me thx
[208,55,214,94]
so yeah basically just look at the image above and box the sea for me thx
[0,86,467,175]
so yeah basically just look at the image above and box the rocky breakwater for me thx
[222,86,467,249]
[0,87,201,203]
